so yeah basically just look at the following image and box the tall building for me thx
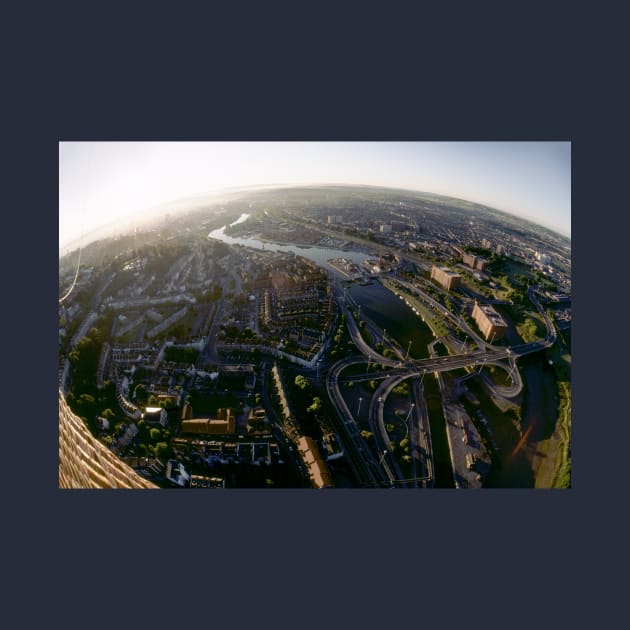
[462,253,488,271]
[462,253,477,268]
[430,265,462,290]
[471,301,507,341]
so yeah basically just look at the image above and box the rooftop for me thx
[436,266,460,277]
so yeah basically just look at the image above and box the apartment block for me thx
[430,265,462,290]
[471,301,507,341]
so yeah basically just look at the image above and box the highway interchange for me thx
[325,274,557,488]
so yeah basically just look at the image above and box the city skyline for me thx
[59,183,572,490]
[59,141,571,249]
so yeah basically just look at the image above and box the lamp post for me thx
[403,403,414,440]
[379,449,395,488]
[406,340,412,361]
[357,397,363,418]
[382,328,387,345]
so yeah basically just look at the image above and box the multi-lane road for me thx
[326,279,558,488]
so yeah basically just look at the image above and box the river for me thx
[209,214,550,487]
[208,213,373,273]
[346,283,435,359]
[209,214,436,356]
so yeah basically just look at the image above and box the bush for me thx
[155,442,169,461]
[294,375,309,390]
[361,430,374,442]
[392,382,409,396]
[307,397,322,413]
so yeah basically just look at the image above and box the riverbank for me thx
[531,342,571,488]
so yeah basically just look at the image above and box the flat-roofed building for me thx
[297,436,334,488]
[181,408,235,435]
[462,253,477,268]
[462,253,488,271]
[430,265,462,290]
[143,406,168,427]
[472,301,508,341]
[476,257,488,271]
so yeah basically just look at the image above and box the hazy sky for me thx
[59,141,571,248]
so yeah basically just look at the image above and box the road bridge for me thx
[325,280,557,487]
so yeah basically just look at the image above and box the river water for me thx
[209,214,436,356]
[208,214,371,273]
[209,214,542,486]
[346,283,435,359]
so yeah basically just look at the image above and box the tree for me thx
[149,428,161,442]
[160,398,176,410]
[400,438,410,453]
[307,397,322,413]
[361,430,374,442]
[155,442,169,461]
[75,393,97,419]
[147,394,158,406]
[294,375,309,390]
[134,384,148,403]
[393,382,409,396]
[101,408,115,420]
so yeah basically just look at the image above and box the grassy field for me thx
[550,380,571,488]
[535,335,571,488]
[482,365,511,388]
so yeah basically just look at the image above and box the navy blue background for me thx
[5,3,621,628]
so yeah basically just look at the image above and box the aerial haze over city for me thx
[58,142,571,489]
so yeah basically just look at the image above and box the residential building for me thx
[471,301,507,341]
[462,253,488,271]
[143,406,168,427]
[430,265,462,290]
[181,408,235,435]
